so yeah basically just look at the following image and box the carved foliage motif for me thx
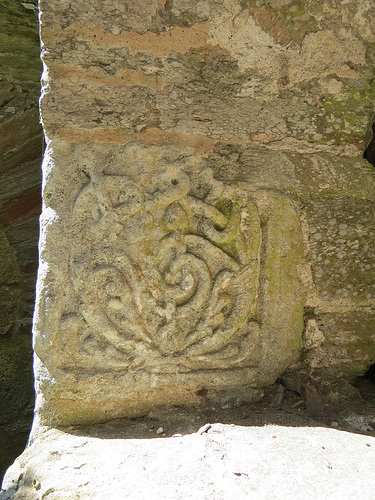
[69,167,261,369]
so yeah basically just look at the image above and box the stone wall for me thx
[0,0,42,480]
[33,0,375,427]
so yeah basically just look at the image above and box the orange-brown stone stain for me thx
[55,126,214,154]
[43,21,209,57]
[51,65,163,89]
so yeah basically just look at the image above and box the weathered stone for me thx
[32,0,375,429]
[2,420,375,500]
[0,0,42,481]
[33,141,304,424]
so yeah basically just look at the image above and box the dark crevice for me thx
[363,364,375,383]
[364,121,375,167]
[353,364,375,400]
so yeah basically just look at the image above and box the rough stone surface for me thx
[0,0,42,481]
[2,413,375,500]
[35,142,305,424]
[32,0,375,428]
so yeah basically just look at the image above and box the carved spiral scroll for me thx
[69,168,260,367]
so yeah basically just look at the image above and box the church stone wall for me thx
[35,0,375,425]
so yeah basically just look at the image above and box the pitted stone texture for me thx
[39,0,375,150]
[302,311,375,379]
[70,167,260,362]
[306,197,375,303]
[34,143,304,424]
[35,0,375,425]
[2,423,375,500]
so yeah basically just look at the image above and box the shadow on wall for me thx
[0,0,42,483]
[364,121,375,167]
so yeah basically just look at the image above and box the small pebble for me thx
[156,427,164,435]
[331,421,339,428]
[198,423,211,435]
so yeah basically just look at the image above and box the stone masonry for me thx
[34,0,375,427]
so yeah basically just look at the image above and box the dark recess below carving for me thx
[353,364,375,401]
[364,122,375,167]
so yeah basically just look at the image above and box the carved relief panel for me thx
[69,166,262,371]
[34,145,304,423]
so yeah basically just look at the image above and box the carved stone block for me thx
[34,0,375,426]
[34,143,304,424]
